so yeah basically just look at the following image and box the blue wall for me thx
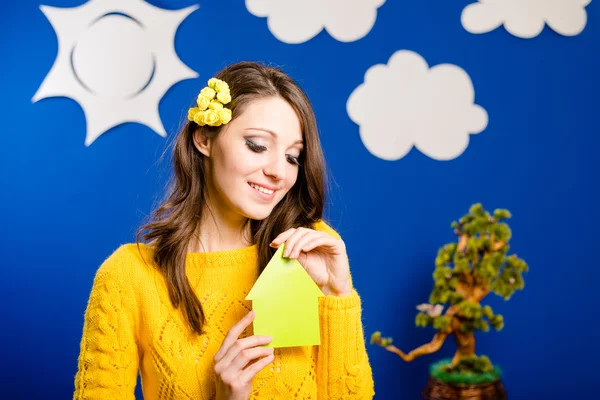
[1,0,599,398]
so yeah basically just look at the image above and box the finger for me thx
[288,231,328,259]
[229,346,274,372]
[240,353,275,383]
[270,228,297,247]
[281,228,313,258]
[214,311,255,363]
[218,335,273,369]
[298,235,342,255]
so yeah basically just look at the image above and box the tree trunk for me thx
[451,329,475,367]
[381,331,450,362]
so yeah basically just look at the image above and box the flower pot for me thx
[422,376,507,400]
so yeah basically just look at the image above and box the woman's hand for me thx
[270,227,352,297]
[214,311,274,400]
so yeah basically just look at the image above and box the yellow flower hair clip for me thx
[188,78,232,127]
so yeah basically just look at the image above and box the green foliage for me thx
[430,357,502,384]
[491,254,529,300]
[444,355,493,374]
[454,301,504,333]
[421,203,527,334]
[433,316,451,331]
[458,301,483,319]
[416,312,432,327]
[415,313,451,331]
[489,315,504,330]
[371,205,527,377]
[370,331,393,346]
[493,209,511,220]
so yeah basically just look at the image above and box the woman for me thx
[73,61,375,399]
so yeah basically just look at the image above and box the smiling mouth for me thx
[248,182,276,195]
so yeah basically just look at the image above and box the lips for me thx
[248,182,277,200]
[248,181,278,191]
[249,182,275,194]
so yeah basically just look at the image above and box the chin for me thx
[236,203,273,221]
[244,209,273,221]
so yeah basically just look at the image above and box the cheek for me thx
[284,166,300,190]
[209,154,247,199]
[216,148,254,178]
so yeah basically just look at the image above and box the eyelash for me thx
[245,139,301,166]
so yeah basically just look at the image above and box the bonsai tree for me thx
[371,203,528,376]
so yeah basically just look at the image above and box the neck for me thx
[188,198,252,253]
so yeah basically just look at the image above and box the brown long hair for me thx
[136,61,327,335]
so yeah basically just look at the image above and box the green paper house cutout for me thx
[245,244,324,348]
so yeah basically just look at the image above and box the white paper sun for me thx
[33,0,199,146]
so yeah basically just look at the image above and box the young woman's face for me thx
[198,96,304,221]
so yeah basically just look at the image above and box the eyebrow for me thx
[245,127,304,146]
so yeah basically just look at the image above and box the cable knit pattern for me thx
[73,221,375,399]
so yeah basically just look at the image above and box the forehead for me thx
[232,96,302,141]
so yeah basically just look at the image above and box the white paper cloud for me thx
[461,0,592,39]
[245,0,386,43]
[347,50,488,161]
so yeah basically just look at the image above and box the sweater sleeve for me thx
[316,291,375,399]
[312,220,375,399]
[73,248,140,400]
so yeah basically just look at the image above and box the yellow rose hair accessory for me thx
[188,78,232,127]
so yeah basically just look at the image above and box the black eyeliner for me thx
[245,138,300,166]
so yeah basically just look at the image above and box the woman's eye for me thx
[245,139,266,152]
[286,155,300,166]
[246,139,301,166]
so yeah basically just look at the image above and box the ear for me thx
[192,128,211,157]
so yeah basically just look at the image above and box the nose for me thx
[263,152,286,181]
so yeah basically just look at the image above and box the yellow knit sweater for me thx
[73,221,375,399]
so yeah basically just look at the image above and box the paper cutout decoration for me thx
[33,0,199,146]
[461,0,591,39]
[246,0,386,44]
[246,244,324,348]
[347,50,487,161]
